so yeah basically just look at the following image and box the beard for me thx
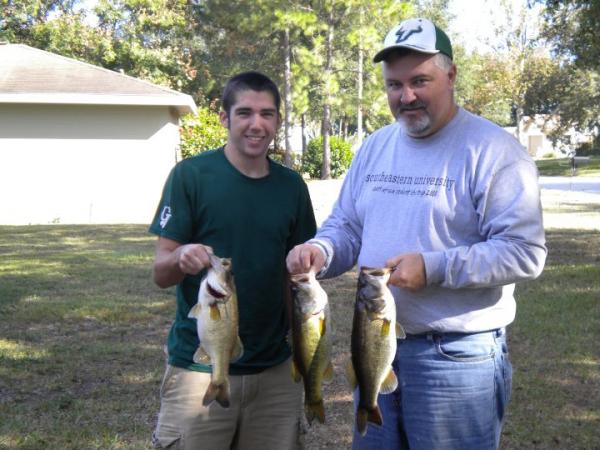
[395,102,432,137]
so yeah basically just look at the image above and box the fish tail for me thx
[356,406,383,436]
[368,405,383,426]
[202,380,230,408]
[305,399,325,425]
[356,408,368,436]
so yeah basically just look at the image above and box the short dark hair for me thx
[221,71,281,116]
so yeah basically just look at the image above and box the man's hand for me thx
[385,252,426,292]
[286,243,325,275]
[175,243,214,275]
[153,238,213,288]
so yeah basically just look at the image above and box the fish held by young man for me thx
[187,254,243,408]
[346,266,405,436]
[290,272,333,425]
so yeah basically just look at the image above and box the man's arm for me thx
[152,237,213,288]
[421,159,547,289]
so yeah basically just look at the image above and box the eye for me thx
[413,78,427,87]
[386,81,401,90]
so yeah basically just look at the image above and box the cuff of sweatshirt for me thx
[307,238,334,278]
[421,251,446,285]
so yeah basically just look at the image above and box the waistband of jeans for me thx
[403,327,505,341]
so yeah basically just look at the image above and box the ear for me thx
[447,64,457,86]
[219,110,229,128]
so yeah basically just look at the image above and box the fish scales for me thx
[290,272,333,425]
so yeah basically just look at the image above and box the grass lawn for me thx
[1,195,599,449]
[536,156,600,177]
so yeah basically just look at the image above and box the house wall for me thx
[0,104,179,224]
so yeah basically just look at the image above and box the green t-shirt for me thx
[149,148,316,374]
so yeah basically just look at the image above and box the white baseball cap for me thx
[373,18,453,63]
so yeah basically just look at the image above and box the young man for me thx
[287,18,547,450]
[150,71,316,450]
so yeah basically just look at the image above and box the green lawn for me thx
[1,222,599,449]
[536,156,600,177]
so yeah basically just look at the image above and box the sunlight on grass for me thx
[0,339,49,360]
[0,260,68,276]
[22,295,44,304]
[120,373,157,385]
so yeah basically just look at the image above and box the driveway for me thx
[539,176,600,195]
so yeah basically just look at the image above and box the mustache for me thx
[398,101,426,112]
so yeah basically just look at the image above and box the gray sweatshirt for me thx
[316,108,547,334]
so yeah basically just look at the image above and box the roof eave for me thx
[0,93,198,116]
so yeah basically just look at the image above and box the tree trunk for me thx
[301,113,307,157]
[283,27,293,168]
[321,14,334,180]
[357,8,364,146]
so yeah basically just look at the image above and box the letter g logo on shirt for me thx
[159,206,172,228]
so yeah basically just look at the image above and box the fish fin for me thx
[368,405,384,426]
[319,317,327,336]
[209,304,221,320]
[396,322,406,339]
[187,303,201,319]
[379,367,398,394]
[381,319,391,337]
[322,361,334,382]
[192,346,211,364]
[230,337,244,362]
[305,399,325,425]
[356,408,369,436]
[215,379,231,408]
[203,380,230,408]
[345,360,357,390]
[291,360,302,383]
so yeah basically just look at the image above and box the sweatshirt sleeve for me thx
[315,155,365,278]
[422,158,547,288]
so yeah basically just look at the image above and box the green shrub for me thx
[302,136,353,179]
[575,141,600,156]
[179,107,228,158]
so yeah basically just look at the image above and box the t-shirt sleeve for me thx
[148,163,194,244]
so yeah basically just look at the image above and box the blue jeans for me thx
[352,328,512,450]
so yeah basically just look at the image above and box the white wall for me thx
[0,104,179,224]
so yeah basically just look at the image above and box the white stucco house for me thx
[504,114,594,158]
[0,43,197,225]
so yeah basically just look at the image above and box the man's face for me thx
[220,89,279,160]
[383,52,456,138]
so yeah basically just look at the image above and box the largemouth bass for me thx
[188,255,243,408]
[346,266,405,436]
[290,272,333,424]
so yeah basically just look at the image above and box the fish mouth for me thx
[207,282,228,299]
[360,267,390,276]
[290,273,311,284]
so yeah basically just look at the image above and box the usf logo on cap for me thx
[373,18,453,63]
[396,24,423,43]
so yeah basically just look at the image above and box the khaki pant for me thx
[152,359,302,450]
